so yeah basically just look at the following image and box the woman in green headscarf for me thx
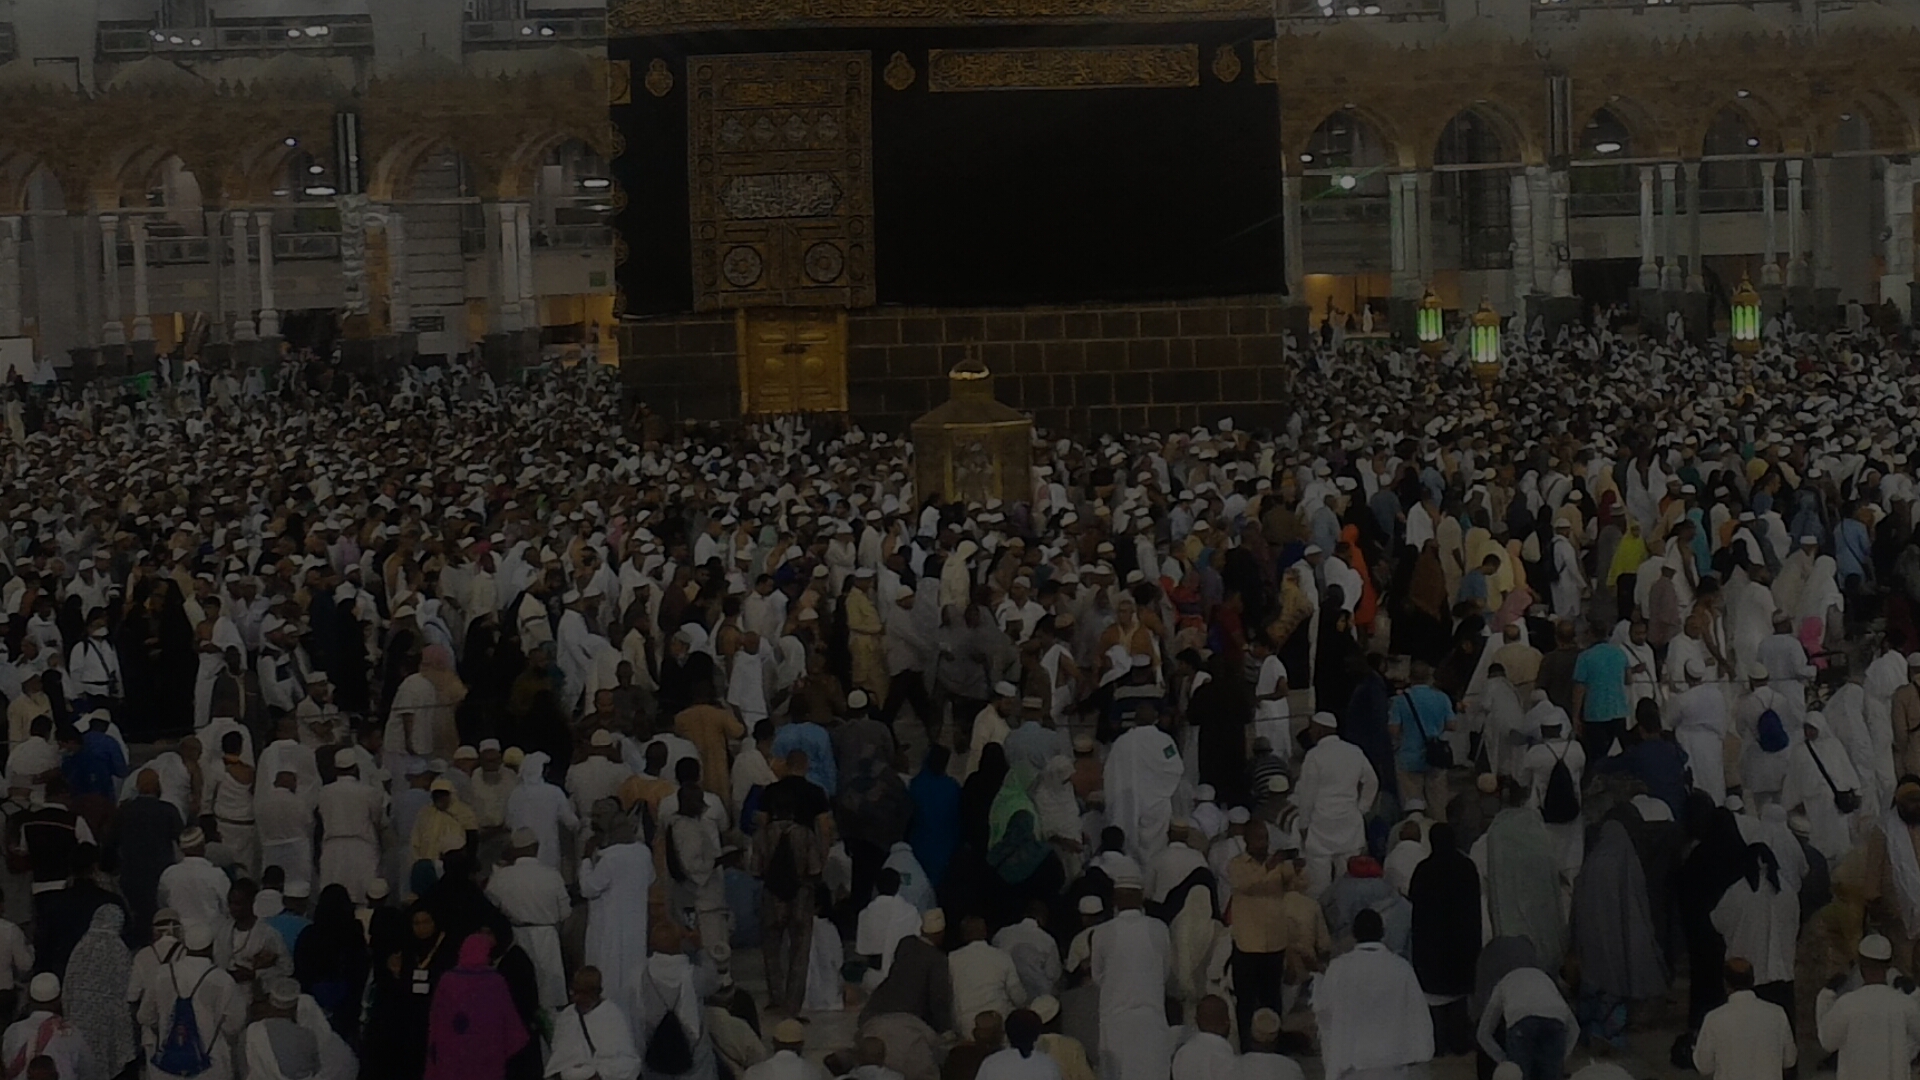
[985,764,1063,920]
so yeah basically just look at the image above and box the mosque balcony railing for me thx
[1299,196,1392,224]
[99,20,374,58]
[1569,191,1639,216]
[112,231,340,267]
[461,17,607,46]
[1276,0,1445,18]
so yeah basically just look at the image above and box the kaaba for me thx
[610,0,1291,435]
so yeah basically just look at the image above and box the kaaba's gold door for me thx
[736,308,848,415]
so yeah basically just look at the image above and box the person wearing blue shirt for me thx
[59,715,127,806]
[1389,666,1456,817]
[1834,503,1874,594]
[772,716,838,797]
[1572,637,1632,759]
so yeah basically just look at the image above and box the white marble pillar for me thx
[1389,173,1410,297]
[128,216,153,342]
[1281,175,1305,299]
[99,214,125,347]
[230,210,255,341]
[1509,172,1534,311]
[496,202,523,331]
[1637,167,1658,289]
[1786,158,1807,287]
[204,210,227,344]
[1549,168,1572,297]
[1524,165,1550,296]
[1684,161,1704,292]
[0,217,21,339]
[1812,156,1836,291]
[386,211,412,332]
[1414,171,1433,290]
[515,202,536,320]
[1660,164,1681,291]
[1761,160,1781,287]
[255,212,279,340]
[1882,160,1913,316]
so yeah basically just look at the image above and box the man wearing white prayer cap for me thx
[1815,933,1920,1080]
[2,973,89,1080]
[315,749,385,904]
[1091,864,1172,1080]
[1294,711,1377,897]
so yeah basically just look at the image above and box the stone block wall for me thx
[620,294,1292,436]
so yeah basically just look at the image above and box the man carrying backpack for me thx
[135,923,245,1080]
[1520,714,1587,881]
[750,749,830,1016]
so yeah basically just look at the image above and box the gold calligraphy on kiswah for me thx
[926,45,1200,91]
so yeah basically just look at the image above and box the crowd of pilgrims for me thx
[1,326,1920,1080]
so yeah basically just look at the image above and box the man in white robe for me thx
[487,829,573,1010]
[1816,934,1920,1080]
[255,771,317,895]
[504,752,579,873]
[1294,714,1378,897]
[2,975,91,1080]
[137,924,246,1080]
[1091,874,1172,1080]
[1313,909,1433,1079]
[554,591,600,716]
[578,817,654,1012]
[545,968,641,1080]
[1668,660,1731,805]
[1103,710,1186,866]
[315,754,384,904]
[1169,996,1237,1080]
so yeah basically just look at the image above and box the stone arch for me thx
[1286,102,1408,171]
[496,128,606,202]
[1298,109,1394,199]
[1434,105,1525,168]
[1677,96,1786,163]
[1816,89,1916,155]
[231,127,338,204]
[0,152,54,214]
[367,133,469,204]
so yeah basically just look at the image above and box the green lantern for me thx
[1470,299,1501,392]
[1417,288,1445,356]
[1731,274,1761,356]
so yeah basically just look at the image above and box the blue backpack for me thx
[1757,707,1790,754]
[152,964,216,1077]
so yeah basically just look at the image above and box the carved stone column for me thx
[1761,160,1781,287]
[385,210,411,332]
[1684,161,1704,292]
[515,202,536,322]
[128,216,153,343]
[1882,159,1913,319]
[1509,172,1534,312]
[1660,164,1681,292]
[1637,166,1658,289]
[1389,173,1414,299]
[230,210,255,342]
[1786,159,1807,288]
[255,212,279,341]
[1812,156,1836,291]
[1281,174,1305,299]
[0,217,21,339]
[1548,168,1572,297]
[204,210,228,345]
[496,202,524,332]
[338,194,369,318]
[99,214,125,347]
[1414,170,1433,290]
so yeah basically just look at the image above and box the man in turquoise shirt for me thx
[1572,635,1632,760]
[1389,664,1457,819]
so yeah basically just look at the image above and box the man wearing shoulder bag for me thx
[1389,663,1457,822]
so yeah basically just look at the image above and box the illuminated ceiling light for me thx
[538,25,556,35]
[584,203,612,212]
[272,189,291,197]
[284,137,299,147]
[1299,153,1315,163]
[1746,137,1761,147]
[304,186,337,196]
[308,164,326,175]
[287,28,303,38]
[1840,113,1854,121]
[151,31,166,40]
[1594,141,1622,154]
[580,177,612,190]
[1736,89,1750,97]
[305,25,330,36]
[1362,6,1381,14]
[520,25,535,35]
[1337,174,1358,190]
[188,37,202,45]
[167,35,184,44]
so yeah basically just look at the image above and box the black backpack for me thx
[642,977,695,1075]
[1541,742,1581,825]
[762,830,801,903]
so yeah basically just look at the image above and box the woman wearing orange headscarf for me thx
[1339,524,1379,635]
